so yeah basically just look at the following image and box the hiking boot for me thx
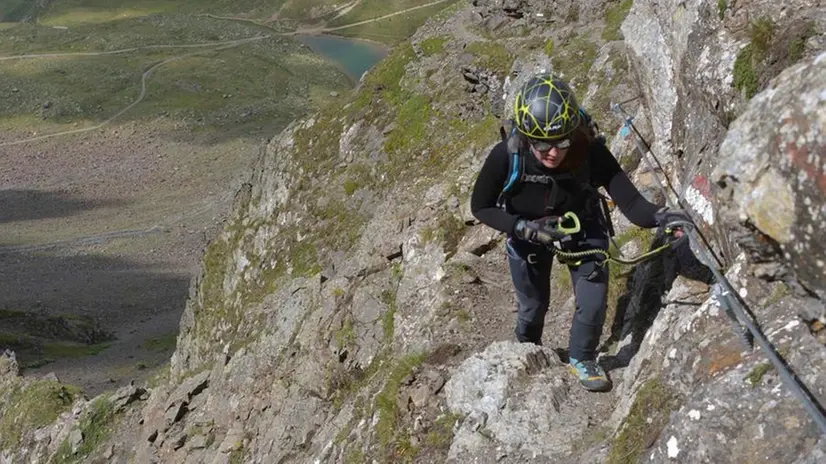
[569,358,611,392]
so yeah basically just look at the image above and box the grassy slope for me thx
[0,0,455,396]
[0,0,354,391]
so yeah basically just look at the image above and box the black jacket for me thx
[470,141,659,236]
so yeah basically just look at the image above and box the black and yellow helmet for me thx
[513,74,581,140]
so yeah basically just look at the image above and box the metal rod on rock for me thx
[609,101,826,436]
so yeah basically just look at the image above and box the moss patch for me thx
[420,36,448,56]
[464,41,514,75]
[423,413,462,450]
[603,0,634,42]
[550,34,599,91]
[54,396,116,463]
[376,353,428,452]
[380,289,398,341]
[717,0,728,21]
[732,18,816,101]
[733,44,759,99]
[746,362,773,387]
[355,43,416,110]
[608,378,679,464]
[606,228,655,312]
[141,332,178,353]
[419,213,466,258]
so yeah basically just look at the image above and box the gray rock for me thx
[187,434,208,450]
[171,432,187,450]
[102,444,114,459]
[457,225,501,257]
[463,71,481,84]
[69,429,83,455]
[112,383,147,413]
[446,341,582,461]
[0,351,18,382]
[714,52,826,299]
[218,425,244,453]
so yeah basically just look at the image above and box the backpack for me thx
[497,109,615,237]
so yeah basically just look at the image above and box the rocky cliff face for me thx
[2,1,825,463]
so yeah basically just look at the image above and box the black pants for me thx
[506,236,609,361]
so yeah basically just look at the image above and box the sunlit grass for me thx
[41,8,167,26]
[329,1,459,45]
[327,0,446,26]
[41,0,290,26]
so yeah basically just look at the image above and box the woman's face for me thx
[529,138,571,169]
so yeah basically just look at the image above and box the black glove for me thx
[514,217,568,245]
[654,207,693,228]
[654,208,693,243]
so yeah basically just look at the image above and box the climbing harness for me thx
[611,100,826,437]
[538,210,687,267]
[553,227,684,267]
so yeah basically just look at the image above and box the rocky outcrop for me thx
[0,351,148,464]
[622,0,825,259]
[714,52,826,299]
[2,1,825,463]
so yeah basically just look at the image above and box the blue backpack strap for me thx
[502,152,521,193]
[502,123,522,193]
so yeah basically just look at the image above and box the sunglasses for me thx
[528,138,572,152]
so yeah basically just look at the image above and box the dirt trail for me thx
[0,37,268,61]
[0,36,270,148]
[203,0,450,36]
[456,243,625,455]
[297,0,450,33]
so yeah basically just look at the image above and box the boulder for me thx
[713,52,826,299]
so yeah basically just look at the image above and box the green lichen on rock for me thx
[609,378,679,464]
[420,36,448,56]
[424,413,462,450]
[53,396,116,464]
[0,378,80,450]
[355,43,416,110]
[384,94,433,159]
[464,41,515,74]
[375,352,428,458]
[550,34,599,91]
[717,0,728,21]
[746,362,773,387]
[603,0,634,41]
[419,213,466,257]
[733,44,759,99]
[544,38,555,57]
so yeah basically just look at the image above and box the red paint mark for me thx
[692,175,712,198]
[781,133,826,196]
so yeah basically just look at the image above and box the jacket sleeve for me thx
[470,142,521,234]
[593,144,659,228]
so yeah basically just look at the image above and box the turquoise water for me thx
[296,34,388,82]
